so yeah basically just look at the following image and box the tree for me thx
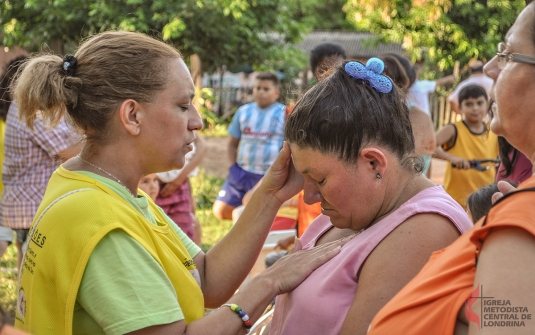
[0,0,310,75]
[344,0,526,70]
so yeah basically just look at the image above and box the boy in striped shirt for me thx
[213,72,285,220]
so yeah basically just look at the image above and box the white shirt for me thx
[448,73,493,105]
[407,80,437,115]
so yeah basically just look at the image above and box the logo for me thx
[465,284,532,329]
[17,288,26,318]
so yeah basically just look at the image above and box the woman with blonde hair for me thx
[12,31,347,335]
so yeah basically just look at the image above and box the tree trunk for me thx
[47,38,64,55]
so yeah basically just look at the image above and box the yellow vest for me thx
[443,121,498,209]
[15,166,204,334]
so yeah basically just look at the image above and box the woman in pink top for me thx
[267,59,473,335]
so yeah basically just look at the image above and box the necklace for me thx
[77,154,137,198]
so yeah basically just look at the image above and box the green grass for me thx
[0,171,233,321]
[0,243,18,321]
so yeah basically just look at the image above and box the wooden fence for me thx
[429,93,462,130]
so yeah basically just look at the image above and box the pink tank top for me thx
[269,185,472,335]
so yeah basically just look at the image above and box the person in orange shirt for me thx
[368,4,535,334]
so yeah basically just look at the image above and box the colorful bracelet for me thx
[222,303,252,330]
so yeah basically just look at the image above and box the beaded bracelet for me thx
[221,303,252,330]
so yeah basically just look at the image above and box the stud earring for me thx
[376,173,382,179]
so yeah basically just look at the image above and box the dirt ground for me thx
[199,136,446,184]
[199,136,231,178]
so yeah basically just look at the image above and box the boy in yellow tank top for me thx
[434,85,498,209]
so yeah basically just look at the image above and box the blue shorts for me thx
[0,226,12,243]
[216,163,264,207]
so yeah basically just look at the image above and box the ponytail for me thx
[13,55,80,130]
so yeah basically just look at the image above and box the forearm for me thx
[187,275,277,335]
[202,190,282,306]
[228,146,237,165]
[434,146,456,162]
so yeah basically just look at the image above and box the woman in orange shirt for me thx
[368,4,535,334]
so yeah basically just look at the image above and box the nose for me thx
[303,178,323,205]
[189,104,204,131]
[484,56,500,81]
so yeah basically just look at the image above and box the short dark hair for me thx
[255,71,280,87]
[380,54,410,90]
[382,53,416,88]
[0,56,28,121]
[309,43,347,75]
[466,183,500,223]
[458,84,488,105]
[285,60,416,168]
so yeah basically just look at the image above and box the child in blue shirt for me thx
[213,72,285,220]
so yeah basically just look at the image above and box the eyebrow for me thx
[301,167,312,175]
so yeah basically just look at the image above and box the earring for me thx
[376,173,382,179]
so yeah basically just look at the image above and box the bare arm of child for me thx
[159,135,207,197]
[436,74,455,87]
[409,106,436,156]
[228,136,240,165]
[434,124,470,169]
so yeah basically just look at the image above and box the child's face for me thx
[460,96,488,124]
[138,174,160,201]
[253,79,280,108]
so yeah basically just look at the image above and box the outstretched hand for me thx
[258,142,304,206]
[261,234,354,295]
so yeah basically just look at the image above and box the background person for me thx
[213,72,286,220]
[0,55,82,269]
[156,135,206,245]
[434,85,498,209]
[380,53,436,175]
[309,42,347,81]
[449,60,493,114]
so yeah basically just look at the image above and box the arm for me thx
[196,142,306,307]
[339,213,462,335]
[434,124,470,169]
[409,106,436,156]
[127,235,351,335]
[436,74,455,87]
[159,135,207,197]
[228,136,239,165]
[468,227,535,335]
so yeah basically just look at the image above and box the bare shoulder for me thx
[362,213,461,278]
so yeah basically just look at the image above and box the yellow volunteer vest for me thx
[15,166,204,334]
[443,120,498,209]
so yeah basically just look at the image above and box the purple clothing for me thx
[496,151,533,184]
[156,179,195,239]
[269,185,472,335]
[1,102,78,229]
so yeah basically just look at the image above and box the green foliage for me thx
[0,243,18,321]
[0,0,311,77]
[344,0,526,70]
[293,0,356,30]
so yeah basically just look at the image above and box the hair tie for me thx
[63,55,77,76]
[344,58,393,93]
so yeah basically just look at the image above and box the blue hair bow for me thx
[344,58,393,94]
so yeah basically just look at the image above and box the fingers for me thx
[497,180,517,195]
[491,181,517,204]
[270,142,291,172]
[492,192,503,204]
